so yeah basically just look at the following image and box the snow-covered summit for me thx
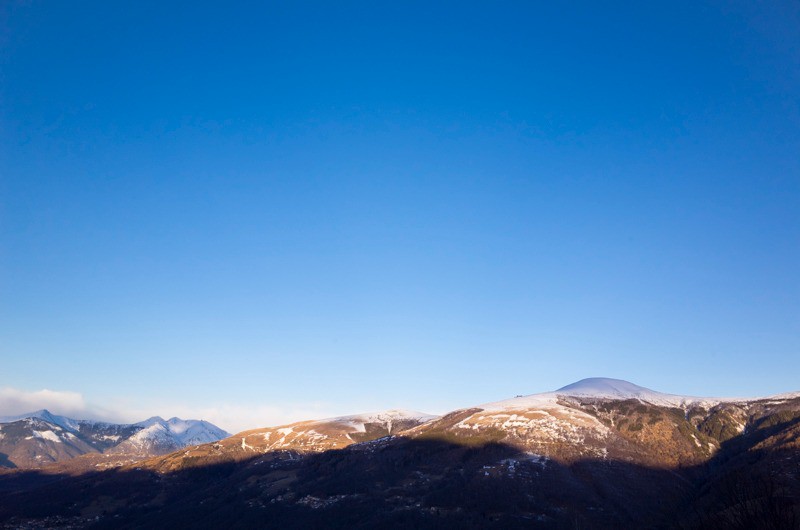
[552,377,753,407]
[481,378,736,411]
[163,417,230,445]
[556,378,671,401]
[135,416,166,427]
[114,417,230,453]
[0,409,81,431]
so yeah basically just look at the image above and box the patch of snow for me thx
[32,430,62,443]
[339,419,367,433]
[328,409,437,426]
[320,409,438,435]
[523,452,549,466]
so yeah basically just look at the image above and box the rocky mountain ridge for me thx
[137,377,799,471]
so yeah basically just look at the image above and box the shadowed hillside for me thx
[1,416,798,529]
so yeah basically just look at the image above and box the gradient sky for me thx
[1,1,799,432]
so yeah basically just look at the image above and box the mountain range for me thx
[0,378,798,529]
[0,410,229,469]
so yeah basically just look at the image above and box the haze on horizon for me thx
[1,1,799,433]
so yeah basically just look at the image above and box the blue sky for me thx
[1,1,799,431]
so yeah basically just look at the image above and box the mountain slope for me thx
[407,378,800,467]
[127,378,800,475]
[142,409,437,474]
[0,417,97,468]
[1,378,798,529]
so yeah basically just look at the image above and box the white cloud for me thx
[0,387,343,434]
[0,387,108,419]
[0,387,154,425]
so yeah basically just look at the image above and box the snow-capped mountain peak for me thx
[556,378,666,400]
[552,377,738,408]
[135,416,166,427]
[114,417,230,453]
[0,409,80,432]
[481,377,730,411]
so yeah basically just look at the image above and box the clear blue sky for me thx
[1,1,799,431]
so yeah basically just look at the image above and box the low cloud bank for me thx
[0,387,120,423]
[0,387,340,433]
[0,387,87,417]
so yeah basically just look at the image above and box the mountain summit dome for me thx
[556,378,661,399]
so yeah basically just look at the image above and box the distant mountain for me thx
[0,410,230,469]
[110,416,230,455]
